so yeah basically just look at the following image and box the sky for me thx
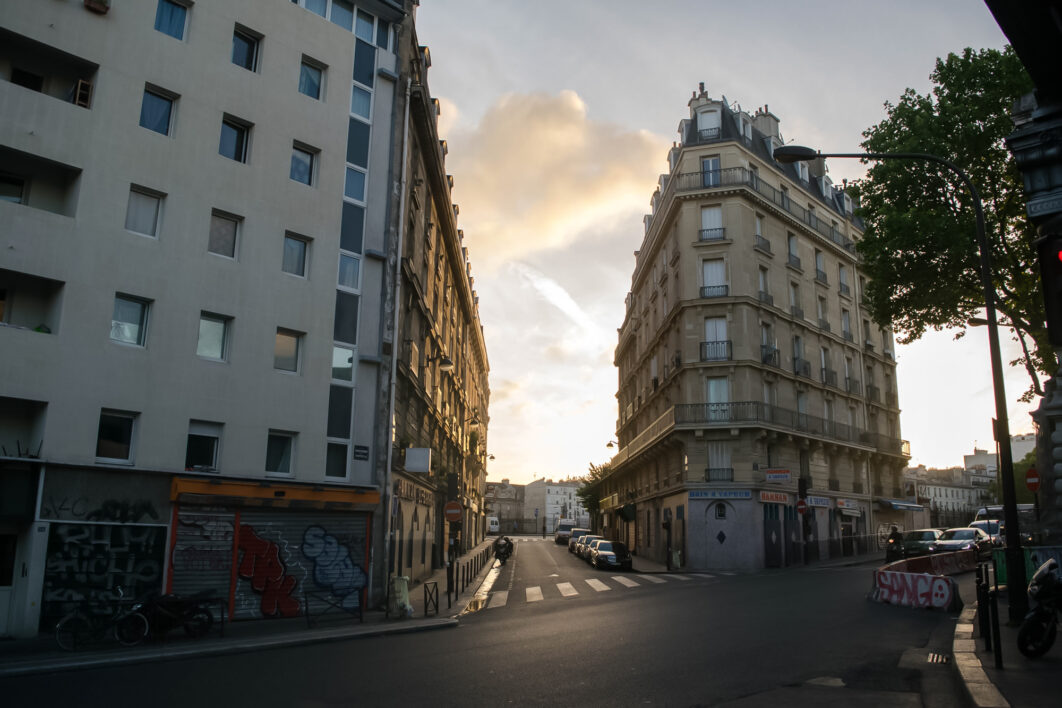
[414,0,1038,484]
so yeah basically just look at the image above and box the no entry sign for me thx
[796,499,807,515]
[1026,467,1040,492]
[444,501,462,522]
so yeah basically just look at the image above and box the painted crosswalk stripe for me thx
[585,578,611,592]
[639,575,666,584]
[557,582,578,597]
[526,586,544,602]
[488,591,508,608]
[612,575,640,588]
[669,574,691,581]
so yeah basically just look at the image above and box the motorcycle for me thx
[132,590,216,640]
[1017,558,1061,658]
[494,538,513,566]
[885,536,903,562]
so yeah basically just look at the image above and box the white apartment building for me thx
[524,479,588,532]
[0,0,465,638]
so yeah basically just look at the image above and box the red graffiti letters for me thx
[237,526,300,618]
[872,570,954,610]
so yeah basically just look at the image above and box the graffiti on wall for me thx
[41,523,166,627]
[869,570,959,611]
[302,526,367,610]
[42,496,160,524]
[236,526,301,618]
[172,514,234,575]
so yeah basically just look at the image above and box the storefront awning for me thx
[839,508,862,517]
[876,498,923,512]
[172,477,380,512]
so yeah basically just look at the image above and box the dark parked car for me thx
[902,529,943,557]
[576,535,602,559]
[590,540,633,571]
[568,528,591,553]
[928,527,993,559]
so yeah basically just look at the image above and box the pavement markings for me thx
[639,575,667,584]
[526,586,544,602]
[556,582,579,597]
[612,575,640,588]
[669,574,692,581]
[488,590,508,609]
[585,578,611,592]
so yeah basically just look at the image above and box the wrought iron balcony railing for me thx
[843,330,854,342]
[815,269,828,284]
[700,284,729,298]
[700,340,733,362]
[821,368,838,387]
[754,235,772,253]
[706,467,734,482]
[839,282,851,297]
[758,290,774,306]
[845,377,862,395]
[790,305,804,320]
[699,227,727,242]
[818,318,831,332]
[867,384,881,402]
[788,254,802,270]
[794,358,811,378]
[761,345,780,367]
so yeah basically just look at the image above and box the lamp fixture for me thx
[426,354,454,372]
[606,440,618,448]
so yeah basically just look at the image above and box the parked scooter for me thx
[1017,558,1061,658]
[132,590,216,640]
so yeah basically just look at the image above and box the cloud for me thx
[440,90,669,271]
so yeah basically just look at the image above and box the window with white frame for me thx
[351,85,371,119]
[208,210,239,258]
[154,0,188,41]
[96,409,138,463]
[265,431,295,475]
[125,186,162,237]
[111,294,149,346]
[700,205,722,240]
[185,420,221,470]
[274,328,301,372]
[196,312,229,360]
[282,233,309,277]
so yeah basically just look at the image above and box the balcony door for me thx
[706,376,729,422]
[703,317,727,360]
[701,156,720,187]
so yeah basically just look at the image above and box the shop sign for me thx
[764,469,790,483]
[689,489,752,500]
[835,498,856,509]
[395,478,433,506]
[807,495,830,508]
[759,491,789,504]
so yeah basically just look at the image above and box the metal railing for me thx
[700,285,729,298]
[706,467,734,482]
[699,227,727,242]
[761,345,780,367]
[815,269,828,284]
[788,254,802,270]
[700,340,732,361]
[754,235,772,253]
[794,358,811,378]
[673,167,857,252]
[867,384,881,402]
[818,318,831,332]
[821,368,838,387]
[790,305,804,320]
[843,330,854,342]
[845,377,862,395]
[839,282,851,296]
[758,291,774,306]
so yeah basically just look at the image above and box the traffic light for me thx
[1036,234,1062,346]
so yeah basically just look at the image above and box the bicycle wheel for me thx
[183,608,213,639]
[114,611,149,646]
[55,614,92,651]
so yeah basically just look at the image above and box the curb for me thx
[952,604,1008,708]
[0,617,457,678]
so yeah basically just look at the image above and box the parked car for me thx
[928,527,993,559]
[584,538,608,562]
[576,535,602,560]
[554,520,576,544]
[590,540,633,571]
[901,529,943,557]
[568,528,591,553]
[968,520,1001,546]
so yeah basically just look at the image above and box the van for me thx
[554,520,576,544]
[487,517,500,535]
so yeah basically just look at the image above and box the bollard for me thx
[989,589,1003,669]
[977,568,991,651]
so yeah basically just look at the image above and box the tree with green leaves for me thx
[851,46,1047,402]
[576,461,610,520]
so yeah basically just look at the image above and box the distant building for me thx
[484,479,525,527]
[962,433,1036,480]
[904,465,986,527]
[524,479,587,532]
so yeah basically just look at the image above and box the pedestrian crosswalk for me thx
[486,573,710,609]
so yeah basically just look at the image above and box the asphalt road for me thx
[1,538,970,707]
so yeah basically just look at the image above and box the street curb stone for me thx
[952,604,1008,708]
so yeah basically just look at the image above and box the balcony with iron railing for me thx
[867,384,881,402]
[815,269,828,284]
[821,368,838,388]
[754,235,772,254]
[818,318,831,333]
[758,290,774,306]
[761,345,780,367]
[672,167,858,253]
[839,282,851,297]
[843,329,854,342]
[706,468,734,482]
[790,305,804,320]
[845,377,862,395]
[700,284,729,298]
[794,358,811,378]
[787,254,802,270]
[864,339,875,352]
[700,340,733,362]
[699,227,727,242]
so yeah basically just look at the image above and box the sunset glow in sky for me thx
[416,0,1036,484]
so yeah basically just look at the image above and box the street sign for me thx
[444,501,462,522]
[796,499,807,515]
[534,508,538,518]
[1026,467,1040,492]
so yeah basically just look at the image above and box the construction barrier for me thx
[866,550,975,612]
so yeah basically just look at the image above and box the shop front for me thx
[167,478,378,622]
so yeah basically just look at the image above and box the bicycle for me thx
[54,586,150,651]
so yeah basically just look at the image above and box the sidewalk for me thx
[954,587,1060,708]
[0,538,496,678]
[631,548,885,574]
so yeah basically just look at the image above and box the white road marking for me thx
[639,575,666,584]
[612,575,640,588]
[526,586,544,602]
[585,578,611,592]
[488,591,508,608]
[556,582,578,597]
[669,574,691,581]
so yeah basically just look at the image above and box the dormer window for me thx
[796,161,809,183]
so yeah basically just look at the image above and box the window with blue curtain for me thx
[154,0,187,40]
[139,90,172,135]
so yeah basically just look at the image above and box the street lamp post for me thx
[773,145,1027,622]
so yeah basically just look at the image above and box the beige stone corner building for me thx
[595,85,913,571]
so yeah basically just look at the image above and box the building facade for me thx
[484,479,525,533]
[594,85,911,571]
[523,479,587,533]
[0,0,487,637]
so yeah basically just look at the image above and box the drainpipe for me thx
[380,74,413,602]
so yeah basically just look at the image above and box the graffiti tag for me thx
[237,526,300,618]
[871,570,955,610]
[302,526,367,610]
